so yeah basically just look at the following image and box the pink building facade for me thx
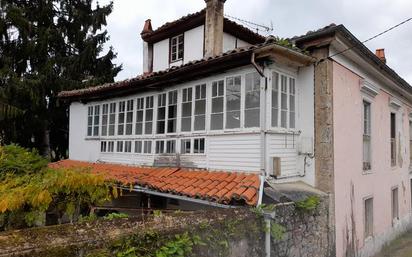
[333,61,412,256]
[295,25,412,257]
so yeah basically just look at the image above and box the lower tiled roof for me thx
[49,160,261,206]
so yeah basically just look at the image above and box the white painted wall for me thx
[68,64,315,181]
[183,25,204,64]
[151,27,252,72]
[153,38,169,71]
[263,64,315,183]
[69,102,100,162]
[223,32,251,52]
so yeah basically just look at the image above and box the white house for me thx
[57,1,412,256]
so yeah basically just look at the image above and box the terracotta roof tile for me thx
[49,160,261,206]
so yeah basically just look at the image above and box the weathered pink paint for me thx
[333,61,412,257]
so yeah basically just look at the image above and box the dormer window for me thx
[170,34,184,62]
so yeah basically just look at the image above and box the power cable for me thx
[328,17,412,59]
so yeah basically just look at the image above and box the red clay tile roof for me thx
[49,160,261,206]
[58,38,312,101]
[141,9,266,45]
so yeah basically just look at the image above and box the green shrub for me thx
[0,145,115,230]
[295,195,320,212]
[104,212,129,220]
[0,144,48,179]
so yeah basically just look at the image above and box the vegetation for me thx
[0,144,47,178]
[270,222,286,241]
[104,212,129,221]
[0,145,114,230]
[295,195,320,213]
[0,0,121,159]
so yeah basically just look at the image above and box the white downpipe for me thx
[251,53,268,178]
[265,217,271,257]
[258,174,265,206]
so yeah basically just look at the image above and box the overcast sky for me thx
[97,0,412,84]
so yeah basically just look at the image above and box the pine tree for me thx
[0,0,121,159]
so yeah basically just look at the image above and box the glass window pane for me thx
[211,114,223,130]
[135,141,142,153]
[182,117,191,132]
[181,139,191,154]
[194,116,205,131]
[245,109,260,128]
[182,102,191,117]
[212,98,223,113]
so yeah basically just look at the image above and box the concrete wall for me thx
[332,60,412,257]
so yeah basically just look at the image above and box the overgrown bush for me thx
[0,144,48,179]
[0,145,115,230]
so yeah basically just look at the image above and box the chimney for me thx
[204,0,226,57]
[375,48,386,64]
[141,19,153,36]
[141,19,154,73]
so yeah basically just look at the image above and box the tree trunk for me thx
[40,119,51,160]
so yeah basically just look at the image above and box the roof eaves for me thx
[334,26,412,94]
[58,41,314,101]
[141,9,265,45]
[293,24,412,95]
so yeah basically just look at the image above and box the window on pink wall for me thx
[409,121,412,165]
[392,187,399,223]
[363,101,371,171]
[364,197,373,238]
[391,113,397,166]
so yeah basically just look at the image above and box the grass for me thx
[374,230,412,257]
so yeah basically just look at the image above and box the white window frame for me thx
[107,141,114,152]
[170,34,184,63]
[391,186,399,224]
[210,79,225,131]
[144,96,154,135]
[155,139,176,154]
[390,112,397,167]
[225,75,242,130]
[180,138,206,155]
[409,118,412,168]
[194,84,207,131]
[181,87,193,132]
[116,141,124,153]
[244,72,261,128]
[135,97,145,135]
[125,100,134,135]
[117,101,126,136]
[101,104,109,136]
[363,100,372,171]
[364,196,374,240]
[270,70,297,130]
[108,102,116,136]
[135,140,143,154]
[156,93,167,134]
[124,140,132,153]
[87,105,100,137]
[100,141,107,152]
[143,140,152,154]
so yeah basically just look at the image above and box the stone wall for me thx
[0,198,331,257]
[268,197,330,257]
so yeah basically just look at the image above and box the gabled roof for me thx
[141,9,266,45]
[292,24,412,95]
[49,160,261,206]
[58,38,314,102]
